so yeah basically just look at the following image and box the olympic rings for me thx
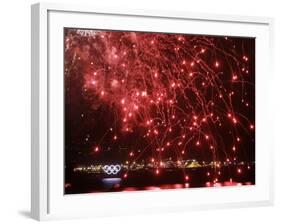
[102,164,121,175]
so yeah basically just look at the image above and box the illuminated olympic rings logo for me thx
[102,165,121,175]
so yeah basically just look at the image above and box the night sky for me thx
[64,28,255,168]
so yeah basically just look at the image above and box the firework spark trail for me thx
[65,29,255,178]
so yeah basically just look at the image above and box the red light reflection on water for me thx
[159,184,183,189]
[145,186,161,190]
[122,181,253,192]
[87,181,254,193]
[124,187,137,191]
[244,182,253,185]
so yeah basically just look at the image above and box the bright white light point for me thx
[111,79,119,87]
[121,99,125,104]
[215,61,219,67]
[243,55,248,61]
[141,91,147,96]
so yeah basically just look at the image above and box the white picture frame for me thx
[31,2,274,221]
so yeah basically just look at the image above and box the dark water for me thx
[65,165,255,194]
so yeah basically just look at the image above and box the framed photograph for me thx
[31,2,274,221]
